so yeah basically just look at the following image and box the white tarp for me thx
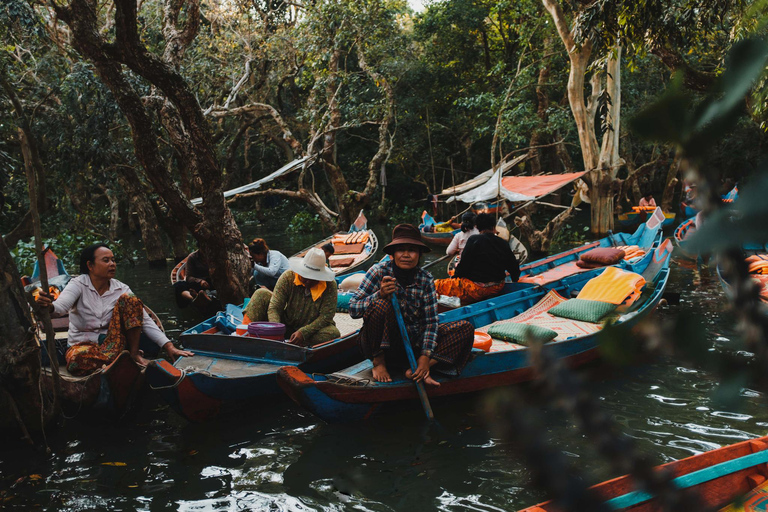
[190,156,313,206]
[443,154,529,202]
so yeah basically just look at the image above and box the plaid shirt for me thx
[349,260,439,356]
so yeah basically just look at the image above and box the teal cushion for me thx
[549,298,616,323]
[487,323,558,345]
[337,292,353,312]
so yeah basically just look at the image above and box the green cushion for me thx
[549,298,616,323]
[487,323,558,345]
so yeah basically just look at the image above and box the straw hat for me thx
[289,247,336,282]
[383,224,431,255]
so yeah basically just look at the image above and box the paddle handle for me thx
[422,253,451,270]
[391,295,434,421]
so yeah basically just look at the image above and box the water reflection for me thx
[5,233,768,510]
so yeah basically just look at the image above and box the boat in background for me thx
[673,218,697,259]
[519,434,768,512]
[292,210,378,275]
[21,248,71,331]
[277,240,673,423]
[617,206,676,228]
[717,243,768,307]
[419,210,459,246]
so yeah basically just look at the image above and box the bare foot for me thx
[372,362,392,383]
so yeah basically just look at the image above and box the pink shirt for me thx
[52,275,169,347]
[639,197,656,207]
[446,228,479,256]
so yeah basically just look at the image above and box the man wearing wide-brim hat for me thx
[244,248,340,346]
[349,224,474,386]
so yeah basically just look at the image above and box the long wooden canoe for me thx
[673,218,697,260]
[292,211,379,276]
[276,240,673,423]
[519,435,768,511]
[717,243,768,307]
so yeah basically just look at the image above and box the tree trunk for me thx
[104,186,121,240]
[514,205,576,254]
[0,236,53,437]
[115,167,167,264]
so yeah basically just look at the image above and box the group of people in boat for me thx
[36,218,519,386]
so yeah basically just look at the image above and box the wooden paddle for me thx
[390,295,434,421]
[422,253,451,270]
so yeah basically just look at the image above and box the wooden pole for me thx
[391,296,434,421]
[19,128,60,409]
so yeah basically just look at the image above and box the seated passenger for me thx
[446,212,479,257]
[35,244,193,376]
[350,224,474,385]
[321,242,335,264]
[434,213,520,305]
[249,238,290,290]
[173,249,213,308]
[243,248,340,346]
[639,191,656,208]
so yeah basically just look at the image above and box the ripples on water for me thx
[3,234,768,511]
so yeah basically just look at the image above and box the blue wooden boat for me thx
[519,434,768,511]
[146,274,366,422]
[717,243,768,307]
[276,240,673,423]
[681,200,699,219]
[673,218,697,259]
[508,207,665,291]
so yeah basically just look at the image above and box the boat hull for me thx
[147,332,362,422]
[277,241,672,423]
[519,435,768,511]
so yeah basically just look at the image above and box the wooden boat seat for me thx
[178,354,283,378]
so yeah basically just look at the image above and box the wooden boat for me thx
[21,248,71,331]
[419,210,459,246]
[681,200,699,219]
[276,239,673,423]
[673,218,697,259]
[145,278,366,422]
[617,206,676,228]
[519,434,768,511]
[717,244,768,306]
[292,210,378,276]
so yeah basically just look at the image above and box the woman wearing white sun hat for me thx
[243,247,340,346]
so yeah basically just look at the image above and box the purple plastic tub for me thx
[247,322,286,341]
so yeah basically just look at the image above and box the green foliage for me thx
[12,233,106,276]
[287,212,324,234]
[385,204,422,227]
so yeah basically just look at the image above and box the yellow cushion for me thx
[577,266,645,306]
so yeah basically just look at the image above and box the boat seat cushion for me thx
[336,292,353,312]
[576,266,646,306]
[330,256,355,268]
[333,243,365,255]
[578,247,626,267]
[487,323,558,345]
[719,478,768,511]
[549,298,617,323]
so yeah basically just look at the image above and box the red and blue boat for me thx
[616,206,676,228]
[519,434,768,511]
[673,217,697,259]
[145,281,366,422]
[276,240,673,423]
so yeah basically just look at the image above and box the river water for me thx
[2,223,767,511]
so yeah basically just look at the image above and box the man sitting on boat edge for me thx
[244,248,340,347]
[349,224,474,386]
[434,213,521,306]
[249,238,290,290]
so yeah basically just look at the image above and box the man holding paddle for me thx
[349,224,474,385]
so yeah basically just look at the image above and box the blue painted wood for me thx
[391,295,434,420]
[606,448,768,510]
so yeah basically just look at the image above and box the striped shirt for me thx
[350,260,438,356]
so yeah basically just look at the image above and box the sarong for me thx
[434,277,504,305]
[65,294,144,376]
[359,298,474,376]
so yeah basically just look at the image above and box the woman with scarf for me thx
[349,224,474,385]
[244,248,340,346]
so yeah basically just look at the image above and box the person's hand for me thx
[289,331,304,345]
[200,280,210,290]
[35,290,54,311]
[380,276,397,299]
[165,343,194,362]
[410,355,432,382]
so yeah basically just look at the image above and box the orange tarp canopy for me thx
[499,171,587,201]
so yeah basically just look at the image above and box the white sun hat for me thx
[289,247,336,282]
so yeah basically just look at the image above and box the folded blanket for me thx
[576,266,646,306]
